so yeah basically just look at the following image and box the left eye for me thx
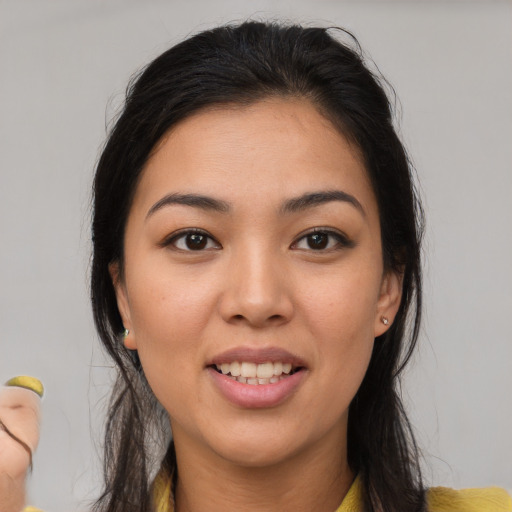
[292,230,349,251]
[168,231,220,251]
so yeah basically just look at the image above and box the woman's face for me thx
[113,98,401,469]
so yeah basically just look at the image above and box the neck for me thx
[172,428,354,512]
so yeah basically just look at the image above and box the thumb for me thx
[1,377,43,457]
[0,377,43,512]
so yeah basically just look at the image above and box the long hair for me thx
[91,21,425,512]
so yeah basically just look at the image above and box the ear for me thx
[374,269,403,337]
[109,262,137,350]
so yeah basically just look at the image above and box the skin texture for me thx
[0,386,41,512]
[113,98,402,512]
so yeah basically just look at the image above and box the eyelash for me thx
[162,228,354,252]
[163,228,221,251]
[291,228,354,252]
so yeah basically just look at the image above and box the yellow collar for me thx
[153,470,512,512]
[152,472,363,512]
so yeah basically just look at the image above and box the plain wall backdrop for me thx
[1,1,511,510]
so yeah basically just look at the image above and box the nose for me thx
[218,246,294,328]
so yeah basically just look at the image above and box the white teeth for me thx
[240,362,257,378]
[230,361,241,376]
[256,362,274,379]
[216,360,299,383]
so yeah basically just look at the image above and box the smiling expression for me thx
[112,98,401,469]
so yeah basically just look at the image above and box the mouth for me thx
[210,361,305,385]
[207,348,307,407]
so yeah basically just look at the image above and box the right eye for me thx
[166,230,221,251]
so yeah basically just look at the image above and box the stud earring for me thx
[381,316,389,325]
[123,328,130,339]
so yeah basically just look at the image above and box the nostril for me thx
[231,313,284,323]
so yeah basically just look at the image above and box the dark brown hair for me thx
[91,21,425,512]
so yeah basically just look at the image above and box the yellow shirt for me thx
[22,474,512,511]
[152,472,512,512]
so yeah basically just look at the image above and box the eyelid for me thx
[160,227,352,252]
[290,227,354,250]
[161,228,222,251]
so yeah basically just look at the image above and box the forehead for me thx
[133,98,377,218]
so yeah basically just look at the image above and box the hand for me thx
[0,377,43,512]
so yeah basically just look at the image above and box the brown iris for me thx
[307,233,329,250]
[185,233,208,250]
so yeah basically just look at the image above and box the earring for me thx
[381,316,389,325]
[123,328,130,339]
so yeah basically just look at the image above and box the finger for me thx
[0,378,43,456]
[0,377,43,512]
[5,377,44,399]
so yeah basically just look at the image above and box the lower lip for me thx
[208,368,306,409]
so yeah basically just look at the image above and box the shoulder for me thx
[427,485,512,512]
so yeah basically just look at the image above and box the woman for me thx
[89,21,511,512]
[92,20,423,512]
[2,20,509,512]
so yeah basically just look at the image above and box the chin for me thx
[216,445,297,469]
[206,425,306,469]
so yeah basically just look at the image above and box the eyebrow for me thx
[146,193,231,219]
[146,189,365,219]
[280,190,365,217]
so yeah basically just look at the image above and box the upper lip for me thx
[207,346,307,368]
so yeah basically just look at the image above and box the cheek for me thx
[124,265,220,402]
[298,264,381,339]
[296,264,380,387]
[128,260,220,341]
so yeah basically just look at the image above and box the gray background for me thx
[1,1,511,510]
